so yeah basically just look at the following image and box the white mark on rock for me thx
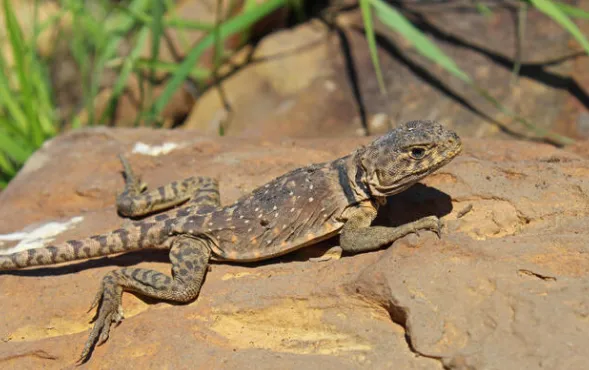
[272,205,277,211]
[0,216,84,254]
[290,208,295,212]
[308,197,314,203]
[132,142,181,156]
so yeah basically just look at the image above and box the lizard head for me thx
[358,120,462,197]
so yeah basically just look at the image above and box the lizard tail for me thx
[0,220,171,271]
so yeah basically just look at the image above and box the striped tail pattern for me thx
[0,220,171,270]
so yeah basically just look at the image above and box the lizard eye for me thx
[409,147,426,159]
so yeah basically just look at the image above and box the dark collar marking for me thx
[335,159,357,205]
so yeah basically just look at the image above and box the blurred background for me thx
[0,0,587,188]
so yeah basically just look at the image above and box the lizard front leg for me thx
[339,202,440,254]
[116,154,219,217]
[77,235,212,364]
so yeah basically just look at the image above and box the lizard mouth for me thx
[371,144,463,196]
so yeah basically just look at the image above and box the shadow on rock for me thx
[375,183,453,228]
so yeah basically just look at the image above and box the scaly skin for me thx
[0,120,462,363]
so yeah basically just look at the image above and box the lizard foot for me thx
[77,276,124,365]
[310,246,343,262]
[118,154,147,195]
[410,215,442,238]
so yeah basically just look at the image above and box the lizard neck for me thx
[332,152,373,206]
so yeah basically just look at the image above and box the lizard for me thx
[0,119,462,364]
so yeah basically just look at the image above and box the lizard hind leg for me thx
[76,235,212,364]
[116,154,219,217]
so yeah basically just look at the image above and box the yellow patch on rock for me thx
[208,299,372,355]
[6,296,151,342]
[6,317,90,342]
[221,271,257,281]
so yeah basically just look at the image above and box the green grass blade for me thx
[472,83,574,146]
[101,27,150,124]
[151,0,288,119]
[0,152,16,177]
[31,0,56,137]
[554,2,589,19]
[117,4,216,30]
[2,0,38,143]
[360,0,387,94]
[369,0,571,145]
[0,129,35,164]
[81,0,151,127]
[475,1,494,17]
[144,1,165,125]
[0,72,28,137]
[370,0,471,83]
[135,58,212,79]
[529,0,589,55]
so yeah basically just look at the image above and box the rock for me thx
[1,127,589,369]
[184,5,581,142]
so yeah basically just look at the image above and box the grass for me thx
[0,0,588,188]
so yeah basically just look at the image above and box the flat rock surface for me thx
[1,128,589,369]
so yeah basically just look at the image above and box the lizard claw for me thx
[77,278,124,364]
[118,154,147,194]
[412,215,442,238]
[87,287,103,314]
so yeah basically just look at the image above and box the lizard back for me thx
[176,160,358,262]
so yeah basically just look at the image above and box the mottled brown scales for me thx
[0,120,462,364]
